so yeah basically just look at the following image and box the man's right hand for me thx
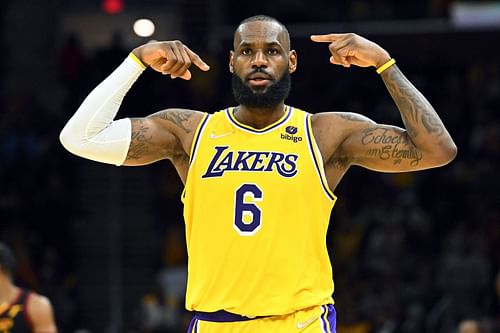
[132,40,210,80]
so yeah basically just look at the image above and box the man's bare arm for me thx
[338,65,456,172]
[316,111,454,173]
[123,108,204,166]
[121,41,210,165]
[60,40,209,167]
[311,33,457,173]
[314,113,427,173]
[331,116,436,172]
[381,64,456,159]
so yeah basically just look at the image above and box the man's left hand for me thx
[311,33,391,69]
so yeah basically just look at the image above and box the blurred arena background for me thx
[0,0,499,332]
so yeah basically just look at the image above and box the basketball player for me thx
[0,243,58,333]
[60,15,456,333]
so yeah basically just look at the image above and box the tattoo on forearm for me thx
[362,127,422,166]
[153,110,193,134]
[422,113,445,136]
[127,120,155,160]
[383,67,445,138]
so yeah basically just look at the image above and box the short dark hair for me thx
[0,242,16,278]
[235,15,291,50]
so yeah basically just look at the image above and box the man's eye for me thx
[268,48,279,55]
[241,49,252,55]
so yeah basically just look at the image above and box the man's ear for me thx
[229,50,234,73]
[288,50,297,73]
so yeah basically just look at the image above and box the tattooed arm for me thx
[314,111,447,174]
[311,33,457,174]
[122,41,210,166]
[342,64,457,172]
[379,64,456,162]
[60,40,210,172]
[124,109,204,166]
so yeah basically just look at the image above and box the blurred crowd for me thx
[1,1,499,332]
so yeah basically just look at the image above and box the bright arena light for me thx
[133,18,155,37]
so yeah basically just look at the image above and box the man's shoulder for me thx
[310,111,375,150]
[24,290,57,332]
[311,111,373,123]
[26,291,52,308]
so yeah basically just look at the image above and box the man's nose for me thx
[251,50,267,67]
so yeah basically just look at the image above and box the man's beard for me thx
[231,69,291,109]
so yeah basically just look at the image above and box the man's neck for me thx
[234,103,286,129]
[0,276,18,304]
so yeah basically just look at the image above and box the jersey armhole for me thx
[182,113,211,203]
[188,113,210,164]
[23,290,34,331]
[305,114,337,202]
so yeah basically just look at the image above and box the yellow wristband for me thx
[376,58,396,74]
[128,52,147,70]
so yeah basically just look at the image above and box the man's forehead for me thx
[234,21,286,47]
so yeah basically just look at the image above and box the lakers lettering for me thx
[202,146,298,178]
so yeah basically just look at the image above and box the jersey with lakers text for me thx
[182,106,337,317]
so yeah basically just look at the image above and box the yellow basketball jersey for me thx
[182,106,337,317]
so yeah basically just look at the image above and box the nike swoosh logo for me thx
[210,131,234,139]
[296,316,319,329]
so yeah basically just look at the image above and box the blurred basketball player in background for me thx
[0,243,57,333]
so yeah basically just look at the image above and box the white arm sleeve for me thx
[59,54,146,166]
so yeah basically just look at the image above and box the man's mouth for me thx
[249,78,271,87]
[247,72,273,87]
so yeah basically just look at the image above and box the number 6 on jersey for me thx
[234,184,263,236]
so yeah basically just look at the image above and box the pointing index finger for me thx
[310,34,345,43]
[184,45,210,71]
